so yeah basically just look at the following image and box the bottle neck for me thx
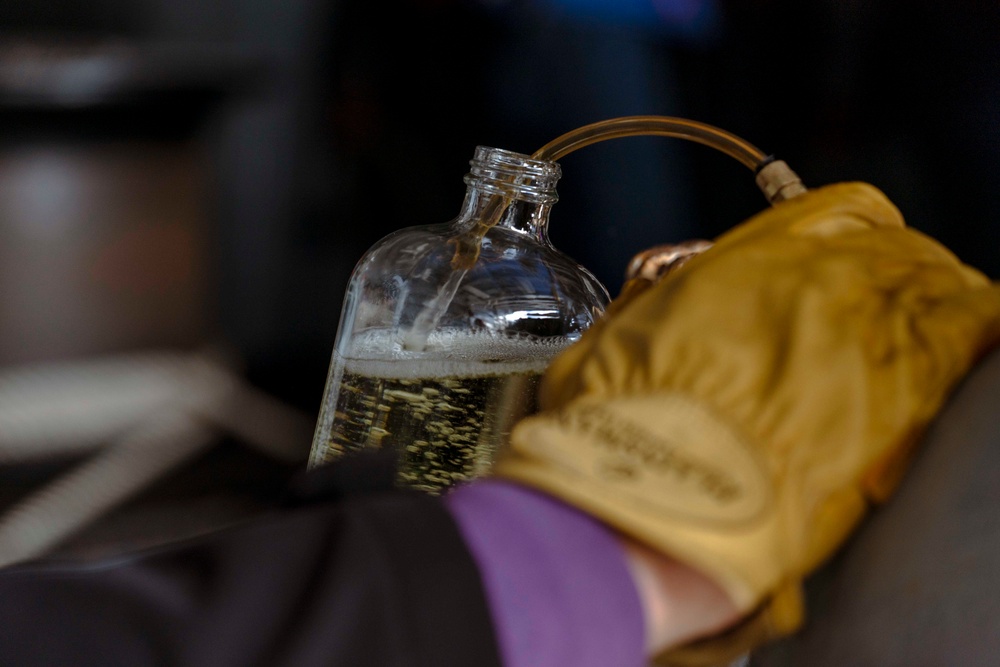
[458,188,555,241]
[456,147,561,241]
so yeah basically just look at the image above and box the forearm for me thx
[445,481,740,666]
[620,537,740,655]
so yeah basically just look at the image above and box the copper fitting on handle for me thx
[625,239,714,283]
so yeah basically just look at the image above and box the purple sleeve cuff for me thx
[444,481,645,667]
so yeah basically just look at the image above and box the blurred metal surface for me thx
[0,143,211,364]
[0,37,263,366]
[752,346,1000,666]
[0,39,261,108]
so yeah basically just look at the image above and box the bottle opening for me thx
[464,146,561,204]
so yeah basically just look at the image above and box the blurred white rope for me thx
[0,353,183,462]
[0,350,314,567]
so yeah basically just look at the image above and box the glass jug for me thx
[309,146,610,493]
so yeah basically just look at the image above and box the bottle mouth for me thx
[465,146,561,204]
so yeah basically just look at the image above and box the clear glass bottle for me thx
[309,146,609,493]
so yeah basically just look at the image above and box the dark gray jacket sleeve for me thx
[0,453,502,667]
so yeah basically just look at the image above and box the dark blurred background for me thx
[1,0,998,414]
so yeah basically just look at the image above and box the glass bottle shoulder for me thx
[341,217,610,353]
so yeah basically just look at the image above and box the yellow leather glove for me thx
[493,182,1000,665]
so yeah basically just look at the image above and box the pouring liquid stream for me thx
[401,194,511,352]
[401,267,470,351]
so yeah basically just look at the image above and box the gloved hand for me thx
[493,182,1000,665]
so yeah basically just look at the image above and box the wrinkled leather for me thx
[494,182,1000,664]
